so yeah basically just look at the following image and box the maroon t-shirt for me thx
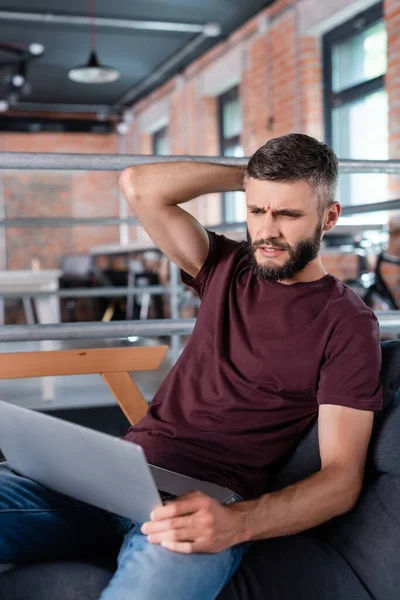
[124,231,383,499]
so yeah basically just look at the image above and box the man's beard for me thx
[245,222,323,282]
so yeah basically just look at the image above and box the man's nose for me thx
[256,214,281,242]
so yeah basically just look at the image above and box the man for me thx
[0,134,382,600]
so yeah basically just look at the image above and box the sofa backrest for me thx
[271,340,400,491]
[271,339,400,600]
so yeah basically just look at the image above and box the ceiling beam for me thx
[12,102,121,116]
[114,33,208,107]
[0,10,221,36]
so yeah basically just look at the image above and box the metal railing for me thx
[1,197,400,228]
[1,151,400,350]
[0,285,175,300]
[0,152,399,173]
[0,313,398,343]
[0,319,196,343]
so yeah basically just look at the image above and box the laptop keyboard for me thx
[158,490,177,503]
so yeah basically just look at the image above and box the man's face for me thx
[244,177,323,283]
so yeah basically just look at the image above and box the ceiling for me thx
[0,0,273,121]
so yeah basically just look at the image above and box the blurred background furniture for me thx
[125,259,165,321]
[59,254,104,322]
[0,269,61,326]
[0,269,62,401]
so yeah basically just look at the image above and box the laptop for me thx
[0,401,238,524]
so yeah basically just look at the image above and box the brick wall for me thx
[124,0,399,292]
[0,133,119,270]
[1,0,398,302]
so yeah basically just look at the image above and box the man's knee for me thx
[101,530,244,600]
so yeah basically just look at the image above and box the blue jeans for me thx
[0,462,246,599]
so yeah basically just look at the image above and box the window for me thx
[152,126,169,156]
[323,3,388,226]
[218,86,245,224]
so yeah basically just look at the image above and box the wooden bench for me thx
[0,345,168,425]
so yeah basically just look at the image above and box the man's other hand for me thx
[141,490,246,554]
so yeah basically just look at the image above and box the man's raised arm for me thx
[119,162,245,278]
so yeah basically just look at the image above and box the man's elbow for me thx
[323,463,364,516]
[339,479,363,515]
[120,168,135,199]
[119,167,146,206]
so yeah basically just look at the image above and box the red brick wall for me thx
[299,36,323,139]
[241,31,270,152]
[1,0,399,300]
[269,11,298,136]
[126,0,399,292]
[0,133,119,269]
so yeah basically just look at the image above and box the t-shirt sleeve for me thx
[317,314,383,411]
[181,229,219,299]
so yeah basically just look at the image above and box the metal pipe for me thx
[0,152,248,171]
[27,285,177,299]
[0,319,196,342]
[375,312,400,331]
[116,33,208,106]
[0,152,399,173]
[2,198,400,229]
[13,102,120,114]
[117,133,130,245]
[0,10,221,36]
[0,312,397,342]
[0,216,139,227]
[339,159,400,174]
[340,199,400,215]
[215,221,385,235]
[169,260,181,363]
[0,285,176,300]
[169,262,181,322]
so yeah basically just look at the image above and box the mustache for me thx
[251,239,288,251]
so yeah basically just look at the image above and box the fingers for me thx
[159,537,218,554]
[147,527,198,545]
[150,490,212,521]
[141,515,194,535]
[141,491,220,554]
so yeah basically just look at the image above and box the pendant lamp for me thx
[68,0,120,84]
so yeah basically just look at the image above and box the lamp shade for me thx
[68,50,120,84]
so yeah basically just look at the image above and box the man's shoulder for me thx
[325,275,378,331]
[207,230,245,253]
[206,230,246,268]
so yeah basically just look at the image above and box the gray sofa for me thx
[1,339,399,600]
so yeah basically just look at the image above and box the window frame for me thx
[152,125,169,156]
[323,2,385,146]
[218,86,243,224]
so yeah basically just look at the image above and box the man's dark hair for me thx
[245,133,338,216]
